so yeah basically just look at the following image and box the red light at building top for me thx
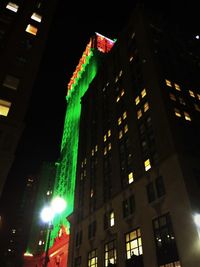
[95,32,116,53]
[66,32,116,96]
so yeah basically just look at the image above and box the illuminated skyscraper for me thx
[50,32,115,248]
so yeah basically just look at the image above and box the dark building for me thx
[0,0,59,265]
[67,5,200,267]
[4,174,38,266]
[2,161,56,266]
[24,161,56,258]
[0,0,58,198]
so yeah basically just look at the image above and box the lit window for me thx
[118,117,122,125]
[125,228,143,259]
[124,124,128,133]
[104,147,107,155]
[108,143,112,151]
[91,149,94,156]
[141,88,146,98]
[116,96,120,102]
[110,211,115,227]
[165,79,172,87]
[3,75,19,90]
[174,83,181,91]
[84,158,87,164]
[160,261,181,267]
[129,56,134,62]
[135,96,140,105]
[197,94,200,100]
[6,2,19,12]
[119,130,123,139]
[174,108,181,117]
[128,172,134,184]
[189,90,195,98]
[169,93,176,101]
[25,24,38,36]
[144,159,151,171]
[0,99,11,117]
[31,12,42,22]
[123,111,127,120]
[38,240,42,245]
[119,70,123,77]
[90,189,94,198]
[104,240,117,267]
[95,145,98,152]
[121,89,125,96]
[144,102,149,112]
[104,135,107,142]
[137,109,142,119]
[184,112,191,121]
[108,129,111,137]
[115,76,118,83]
[88,249,97,267]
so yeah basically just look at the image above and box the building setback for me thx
[0,0,58,197]
[67,5,200,267]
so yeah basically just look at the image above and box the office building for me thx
[67,5,200,267]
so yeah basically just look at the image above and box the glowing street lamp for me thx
[194,213,200,228]
[40,197,66,267]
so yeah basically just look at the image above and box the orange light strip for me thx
[67,40,92,94]
[66,33,115,96]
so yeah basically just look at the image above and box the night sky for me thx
[0,0,199,226]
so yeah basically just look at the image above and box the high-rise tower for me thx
[51,32,115,246]
[67,5,200,267]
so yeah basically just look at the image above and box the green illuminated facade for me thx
[50,33,116,246]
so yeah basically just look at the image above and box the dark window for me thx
[104,213,109,230]
[75,256,81,267]
[88,221,96,239]
[155,176,165,197]
[75,230,82,247]
[123,195,135,218]
[146,182,156,203]
[153,213,179,266]
[146,176,165,203]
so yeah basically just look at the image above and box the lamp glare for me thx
[194,214,200,227]
[40,206,54,223]
[51,197,66,214]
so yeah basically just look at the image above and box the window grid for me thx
[125,228,143,259]
[104,240,117,267]
[88,249,98,267]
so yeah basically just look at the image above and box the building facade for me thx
[67,6,200,267]
[0,0,58,198]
